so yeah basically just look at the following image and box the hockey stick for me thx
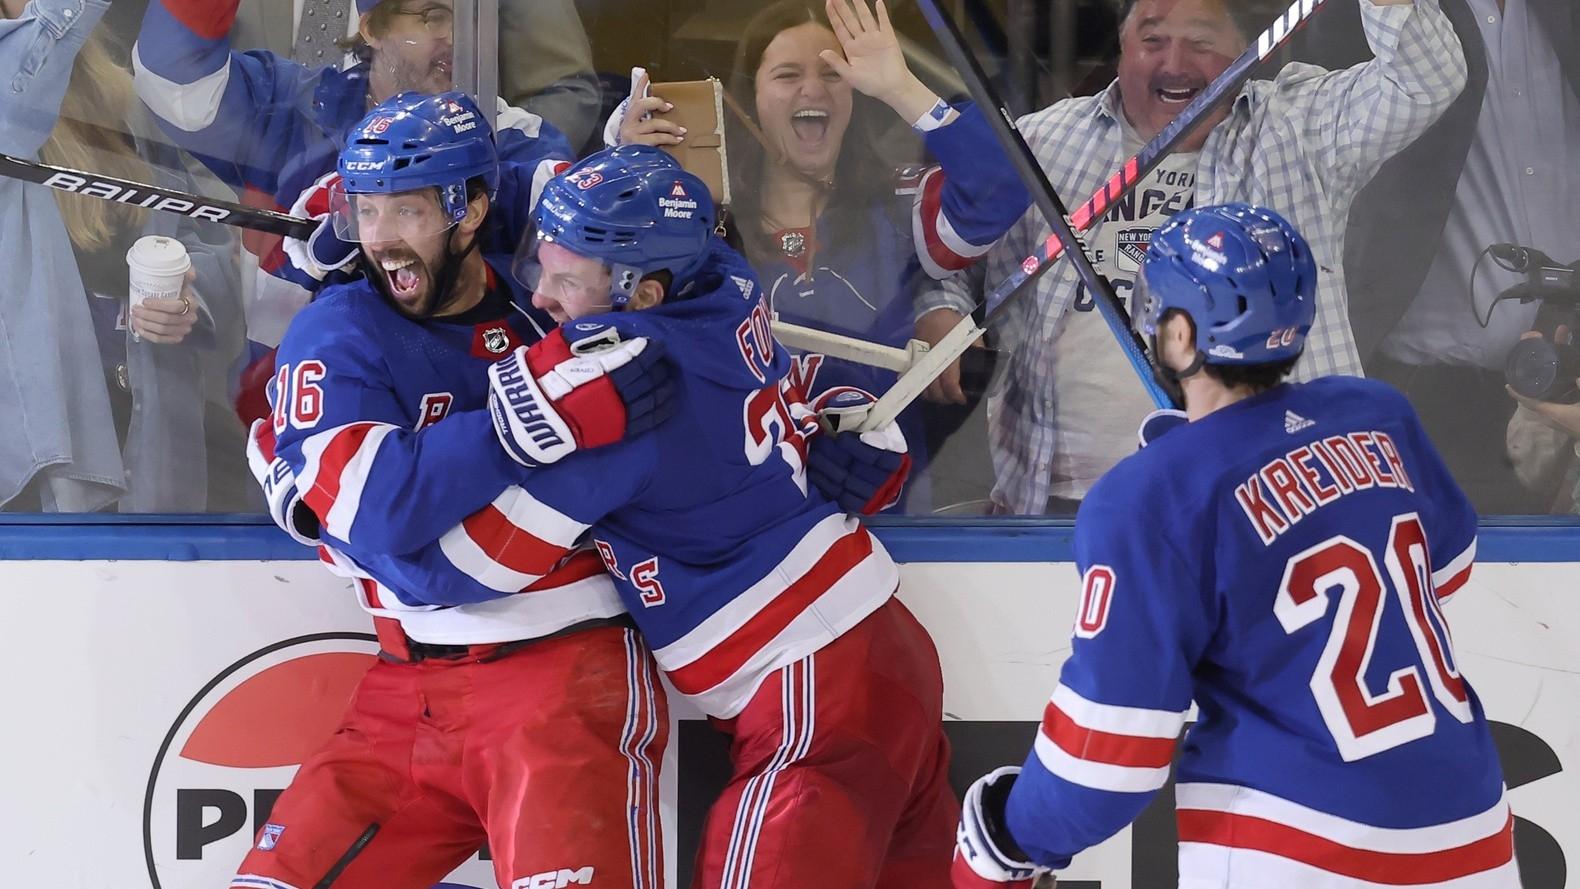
[0,152,316,240]
[823,0,1331,433]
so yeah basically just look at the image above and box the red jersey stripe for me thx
[667,528,874,695]
[1176,809,1515,885]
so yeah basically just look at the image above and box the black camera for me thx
[1497,245,1580,404]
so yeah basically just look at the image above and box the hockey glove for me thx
[807,387,912,515]
[954,767,1045,889]
[488,321,676,467]
[282,170,359,282]
[1137,408,1189,448]
[246,419,323,546]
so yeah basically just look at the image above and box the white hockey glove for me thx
[953,767,1045,889]
[1137,408,1189,448]
[488,321,676,468]
[246,419,322,546]
[807,387,912,515]
[282,170,359,282]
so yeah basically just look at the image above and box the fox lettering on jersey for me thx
[1237,430,1415,545]
[736,298,776,384]
[416,393,454,430]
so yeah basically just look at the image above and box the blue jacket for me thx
[0,0,240,511]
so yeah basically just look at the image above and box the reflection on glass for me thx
[1,5,246,513]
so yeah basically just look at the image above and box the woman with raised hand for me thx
[616,0,1028,512]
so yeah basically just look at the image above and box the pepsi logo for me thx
[142,634,491,888]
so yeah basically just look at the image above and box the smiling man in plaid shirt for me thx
[919,0,1466,514]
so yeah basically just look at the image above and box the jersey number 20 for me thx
[1274,512,1472,761]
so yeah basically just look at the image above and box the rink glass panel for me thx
[5,0,1577,519]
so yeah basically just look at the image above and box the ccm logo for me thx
[514,866,594,889]
[344,161,384,172]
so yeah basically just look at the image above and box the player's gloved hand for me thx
[282,170,359,282]
[488,321,676,467]
[1137,408,1189,448]
[807,387,912,515]
[246,419,323,546]
[954,767,1045,889]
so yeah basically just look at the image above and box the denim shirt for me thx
[0,0,239,511]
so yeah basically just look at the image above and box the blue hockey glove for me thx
[282,171,359,282]
[246,419,322,546]
[807,387,912,515]
[1137,408,1190,448]
[488,321,676,467]
[954,767,1045,889]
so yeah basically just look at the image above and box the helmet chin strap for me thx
[1149,335,1206,406]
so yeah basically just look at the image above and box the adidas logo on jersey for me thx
[1284,410,1315,434]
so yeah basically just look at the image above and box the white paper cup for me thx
[126,235,192,309]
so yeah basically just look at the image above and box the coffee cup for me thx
[126,235,192,310]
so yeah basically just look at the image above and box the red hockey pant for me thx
[692,598,957,889]
[231,625,667,889]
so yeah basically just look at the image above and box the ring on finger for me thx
[178,295,192,316]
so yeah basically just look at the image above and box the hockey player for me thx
[132,0,573,422]
[240,92,671,889]
[951,204,1518,888]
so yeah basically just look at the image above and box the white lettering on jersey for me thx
[1236,430,1414,545]
[1074,565,1116,639]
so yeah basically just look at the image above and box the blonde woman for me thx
[0,0,239,512]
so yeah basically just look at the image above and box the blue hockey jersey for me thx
[353,239,901,717]
[1005,377,1516,887]
[268,258,622,645]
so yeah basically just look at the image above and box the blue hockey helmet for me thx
[333,90,498,240]
[1135,203,1317,365]
[517,145,715,309]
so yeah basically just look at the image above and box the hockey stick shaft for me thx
[0,153,316,240]
[914,0,1171,414]
[852,0,1330,432]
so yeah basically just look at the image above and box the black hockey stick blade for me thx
[915,0,1176,408]
[0,152,316,241]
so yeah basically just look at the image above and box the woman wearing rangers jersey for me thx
[952,205,1517,888]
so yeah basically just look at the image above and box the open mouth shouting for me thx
[1155,83,1204,106]
[377,253,427,307]
[789,107,832,145]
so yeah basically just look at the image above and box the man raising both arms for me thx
[952,205,1517,888]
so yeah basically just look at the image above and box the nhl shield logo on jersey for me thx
[472,323,521,361]
[483,327,511,354]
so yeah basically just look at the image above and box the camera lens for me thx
[1506,337,1580,404]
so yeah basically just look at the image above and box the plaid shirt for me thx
[920,0,1466,513]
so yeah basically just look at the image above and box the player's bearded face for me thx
[1116,0,1243,150]
[355,191,455,318]
[754,23,854,182]
[369,1,454,97]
